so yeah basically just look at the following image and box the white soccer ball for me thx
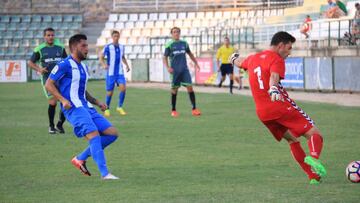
[346,161,360,183]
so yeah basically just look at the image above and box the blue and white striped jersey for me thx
[49,55,94,111]
[103,43,125,76]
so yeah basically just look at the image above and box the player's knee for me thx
[186,86,193,92]
[107,91,113,96]
[86,130,100,140]
[103,126,119,136]
[48,99,57,106]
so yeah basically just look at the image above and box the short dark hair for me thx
[69,34,87,49]
[356,3,359,7]
[270,31,296,46]
[111,30,120,36]
[43,27,55,36]
[224,36,229,40]
[170,27,181,34]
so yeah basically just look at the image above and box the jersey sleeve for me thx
[49,62,67,82]
[216,48,221,60]
[269,57,285,79]
[30,51,40,63]
[103,46,109,58]
[62,48,67,58]
[240,56,250,70]
[164,46,170,57]
[185,41,191,53]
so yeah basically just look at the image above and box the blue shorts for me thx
[106,74,126,91]
[64,107,112,138]
[171,69,192,88]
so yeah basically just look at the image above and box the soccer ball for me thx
[346,161,360,183]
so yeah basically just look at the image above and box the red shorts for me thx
[262,108,314,142]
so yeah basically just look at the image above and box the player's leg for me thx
[48,97,57,134]
[262,120,320,183]
[283,131,321,183]
[218,64,226,87]
[104,76,115,117]
[76,111,118,162]
[56,107,66,134]
[116,75,127,115]
[170,73,181,117]
[182,70,201,116]
[279,108,326,179]
[229,64,234,94]
[303,126,326,177]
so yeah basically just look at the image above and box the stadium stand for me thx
[0,14,83,59]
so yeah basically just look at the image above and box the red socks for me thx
[290,142,319,180]
[307,133,323,159]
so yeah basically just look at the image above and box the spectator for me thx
[350,3,360,44]
[300,15,312,39]
[324,0,345,18]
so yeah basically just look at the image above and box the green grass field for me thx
[0,81,359,203]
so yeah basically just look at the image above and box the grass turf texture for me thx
[0,81,359,203]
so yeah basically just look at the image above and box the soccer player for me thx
[99,30,130,117]
[28,27,67,134]
[230,31,326,185]
[163,27,201,117]
[216,36,236,94]
[45,34,119,180]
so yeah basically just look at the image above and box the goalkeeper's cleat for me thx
[116,107,127,115]
[304,156,327,177]
[56,122,65,134]
[104,109,111,117]
[171,111,179,117]
[71,157,91,176]
[102,173,119,180]
[309,179,321,185]
[49,126,57,134]
[192,108,201,116]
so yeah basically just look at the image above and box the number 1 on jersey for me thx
[254,66,264,89]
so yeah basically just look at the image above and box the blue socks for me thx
[118,91,126,108]
[77,135,118,161]
[88,136,108,177]
[106,94,112,108]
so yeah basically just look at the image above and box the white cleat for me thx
[102,173,119,180]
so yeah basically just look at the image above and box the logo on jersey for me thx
[51,65,59,74]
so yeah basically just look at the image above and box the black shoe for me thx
[56,122,65,134]
[49,126,57,134]
[218,83,222,88]
[230,89,233,94]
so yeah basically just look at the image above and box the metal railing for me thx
[253,17,359,48]
[113,0,302,12]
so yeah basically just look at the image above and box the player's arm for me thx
[268,59,285,102]
[122,55,130,72]
[187,51,200,71]
[216,49,221,71]
[28,52,47,74]
[99,48,108,69]
[163,46,173,73]
[85,91,107,111]
[45,78,72,109]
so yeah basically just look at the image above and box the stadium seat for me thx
[21,15,31,23]
[155,21,164,28]
[11,15,21,23]
[0,23,6,31]
[73,15,83,23]
[168,12,177,20]
[165,20,174,28]
[115,22,125,29]
[63,15,73,23]
[159,13,167,20]
[42,15,52,22]
[109,14,118,22]
[32,15,42,22]
[214,11,223,19]
[8,23,17,31]
[105,22,114,29]
[1,15,10,23]
[149,13,158,21]
[18,22,29,31]
[119,14,128,22]
[3,31,13,39]
[139,13,148,21]
[178,12,187,19]
[129,13,138,21]
[135,21,144,28]
[53,15,62,22]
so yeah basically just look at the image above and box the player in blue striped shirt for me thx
[45,34,119,180]
[99,30,130,117]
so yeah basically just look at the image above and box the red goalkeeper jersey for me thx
[241,50,293,121]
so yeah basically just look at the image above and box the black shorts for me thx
[171,69,192,88]
[220,64,234,76]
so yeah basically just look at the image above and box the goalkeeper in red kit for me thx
[230,31,326,185]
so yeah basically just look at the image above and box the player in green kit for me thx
[163,27,201,117]
[28,27,67,134]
